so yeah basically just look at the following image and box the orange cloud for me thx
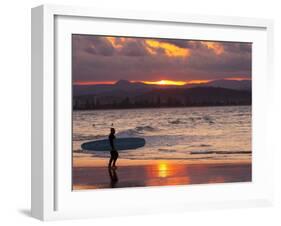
[106,37,126,49]
[145,39,191,58]
[201,41,224,55]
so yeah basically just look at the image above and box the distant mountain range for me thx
[73,79,251,110]
[73,79,251,96]
[196,79,251,91]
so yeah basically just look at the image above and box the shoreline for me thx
[73,157,251,167]
[73,158,252,190]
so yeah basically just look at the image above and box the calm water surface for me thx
[73,106,251,162]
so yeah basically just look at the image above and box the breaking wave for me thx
[168,116,215,125]
[169,119,184,124]
[73,134,106,141]
[135,125,156,132]
[117,125,158,137]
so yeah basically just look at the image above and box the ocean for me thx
[73,105,251,162]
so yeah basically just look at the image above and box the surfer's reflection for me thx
[108,167,118,188]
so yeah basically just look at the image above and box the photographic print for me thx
[72,35,252,190]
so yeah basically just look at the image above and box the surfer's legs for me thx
[109,150,117,168]
[108,156,114,168]
[112,152,119,167]
[112,158,117,167]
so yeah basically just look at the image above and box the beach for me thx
[72,158,251,190]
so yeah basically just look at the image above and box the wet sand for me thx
[72,159,251,190]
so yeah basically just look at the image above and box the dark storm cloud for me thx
[222,42,252,54]
[82,36,114,56]
[185,42,251,72]
[155,39,251,54]
[72,35,252,83]
[118,40,149,56]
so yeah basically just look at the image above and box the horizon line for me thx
[73,77,251,86]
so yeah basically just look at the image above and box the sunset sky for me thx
[72,35,252,85]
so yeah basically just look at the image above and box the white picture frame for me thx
[31,4,274,221]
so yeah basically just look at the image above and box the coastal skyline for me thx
[72,35,252,85]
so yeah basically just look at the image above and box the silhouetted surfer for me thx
[108,127,119,168]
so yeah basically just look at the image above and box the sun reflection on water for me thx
[143,162,193,186]
[158,162,169,178]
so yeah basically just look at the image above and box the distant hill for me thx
[73,79,251,97]
[73,81,251,110]
[73,80,152,97]
[196,79,251,91]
